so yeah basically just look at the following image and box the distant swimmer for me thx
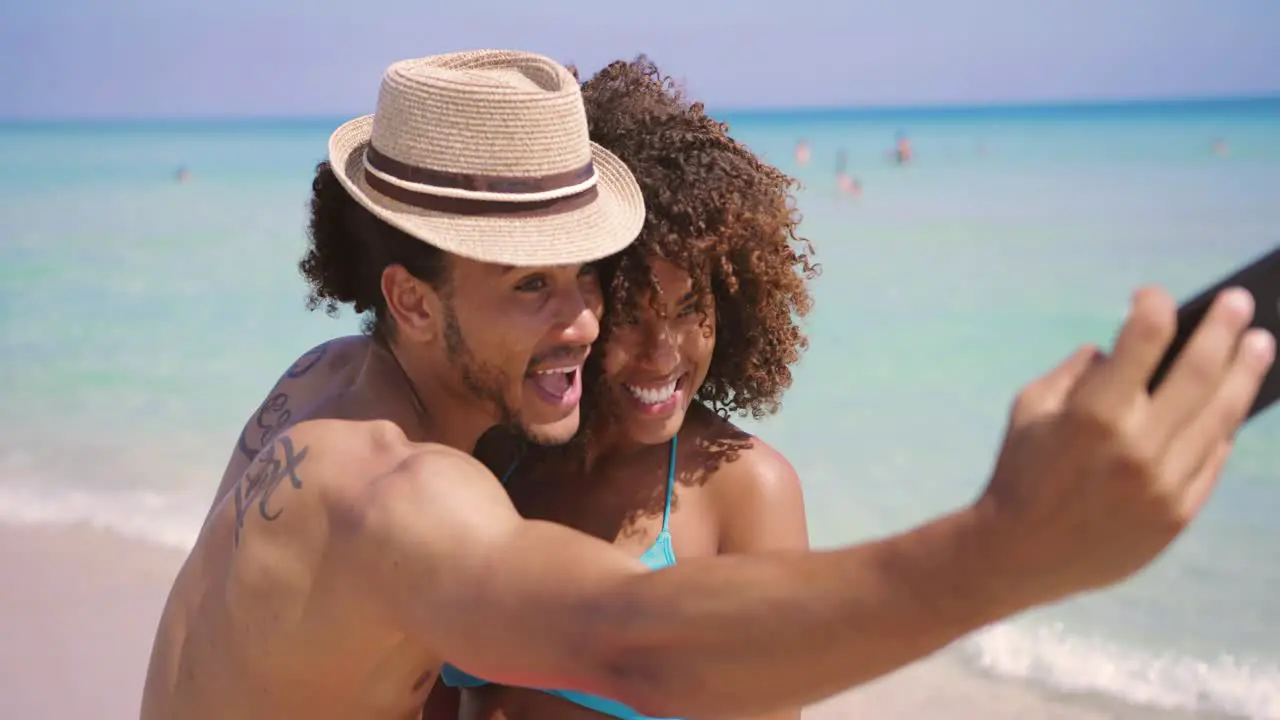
[834,149,860,199]
[795,139,811,166]
[175,166,191,184]
[1211,138,1229,157]
[837,172,861,198]
[893,132,912,165]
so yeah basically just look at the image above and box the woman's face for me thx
[599,257,716,447]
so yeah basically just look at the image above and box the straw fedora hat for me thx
[329,49,645,267]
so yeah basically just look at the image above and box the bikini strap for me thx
[660,435,677,533]
[500,460,519,486]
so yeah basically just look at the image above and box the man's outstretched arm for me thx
[346,446,1011,720]
[349,285,1273,720]
[340,286,1271,720]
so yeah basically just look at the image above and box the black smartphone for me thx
[1146,245,1280,421]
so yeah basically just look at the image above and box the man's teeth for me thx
[535,367,576,377]
[626,380,677,405]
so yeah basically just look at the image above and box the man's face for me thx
[435,257,604,446]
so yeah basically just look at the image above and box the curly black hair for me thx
[298,162,451,341]
[576,56,818,420]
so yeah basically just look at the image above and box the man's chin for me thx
[520,408,582,447]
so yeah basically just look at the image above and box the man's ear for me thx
[381,264,443,343]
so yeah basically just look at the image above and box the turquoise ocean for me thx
[1,98,1278,717]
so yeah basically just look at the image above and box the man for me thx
[141,49,1273,720]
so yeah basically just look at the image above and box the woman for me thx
[428,56,819,720]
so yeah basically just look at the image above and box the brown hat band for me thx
[365,144,595,195]
[362,144,598,217]
[364,171,599,218]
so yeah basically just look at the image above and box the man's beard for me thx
[441,303,570,448]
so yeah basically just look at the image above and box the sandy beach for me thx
[0,523,184,718]
[0,521,1181,720]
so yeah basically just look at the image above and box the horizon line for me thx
[3,91,1278,125]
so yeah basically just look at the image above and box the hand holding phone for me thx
[1147,244,1280,421]
[974,273,1274,610]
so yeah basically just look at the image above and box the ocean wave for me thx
[0,482,202,551]
[964,622,1280,719]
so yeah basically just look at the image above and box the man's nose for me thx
[554,283,600,347]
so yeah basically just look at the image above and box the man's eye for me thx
[515,276,548,293]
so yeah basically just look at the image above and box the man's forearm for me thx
[589,506,1017,720]
[374,461,1017,719]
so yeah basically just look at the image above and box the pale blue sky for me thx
[3,0,1278,118]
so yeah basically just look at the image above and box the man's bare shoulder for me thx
[234,336,373,462]
[231,415,497,521]
[354,440,515,543]
[283,335,370,379]
[217,417,405,548]
[216,414,515,600]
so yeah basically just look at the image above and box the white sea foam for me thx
[964,622,1280,719]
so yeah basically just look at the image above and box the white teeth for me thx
[626,380,677,405]
[535,366,577,375]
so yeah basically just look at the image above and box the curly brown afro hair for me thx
[576,56,818,421]
[298,161,450,343]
